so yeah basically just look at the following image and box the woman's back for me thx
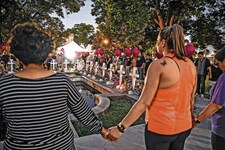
[0,73,102,150]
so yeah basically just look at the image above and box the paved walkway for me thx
[74,95,212,150]
[0,96,211,150]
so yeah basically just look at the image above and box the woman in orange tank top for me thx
[107,24,197,150]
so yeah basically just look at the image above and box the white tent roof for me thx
[84,44,93,52]
[62,41,85,52]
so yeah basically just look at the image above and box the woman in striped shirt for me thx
[0,22,108,150]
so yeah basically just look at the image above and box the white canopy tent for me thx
[57,41,85,60]
[62,41,85,52]
[84,44,93,52]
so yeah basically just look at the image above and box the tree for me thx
[189,1,225,49]
[91,0,225,52]
[91,0,150,50]
[0,0,85,47]
[63,23,95,47]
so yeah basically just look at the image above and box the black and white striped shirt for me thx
[0,73,102,150]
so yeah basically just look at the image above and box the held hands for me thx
[108,126,123,141]
[100,126,123,142]
[192,116,201,128]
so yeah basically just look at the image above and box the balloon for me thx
[125,48,131,57]
[95,49,100,55]
[82,52,89,57]
[1,45,6,50]
[99,49,104,55]
[185,44,195,57]
[61,48,64,53]
[155,52,163,59]
[132,48,139,57]
[115,49,121,56]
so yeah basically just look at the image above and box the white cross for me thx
[63,59,69,72]
[51,59,57,71]
[106,63,114,84]
[101,63,107,78]
[89,61,94,73]
[8,59,15,74]
[129,67,139,90]
[117,65,125,88]
[94,62,99,75]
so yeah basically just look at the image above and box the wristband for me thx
[117,123,126,133]
[195,118,201,124]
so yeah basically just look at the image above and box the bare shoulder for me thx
[148,58,173,75]
[152,57,173,67]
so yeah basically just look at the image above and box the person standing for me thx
[194,51,211,98]
[144,53,153,77]
[124,55,132,76]
[208,58,223,88]
[136,52,146,80]
[0,22,109,150]
[107,24,197,150]
[105,54,112,70]
[194,47,225,150]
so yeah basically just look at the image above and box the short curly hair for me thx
[215,47,225,62]
[9,22,53,65]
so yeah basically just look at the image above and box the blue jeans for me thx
[196,74,207,95]
[137,67,144,80]
[211,132,225,150]
[145,126,191,150]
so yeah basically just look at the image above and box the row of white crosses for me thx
[50,59,71,72]
[83,61,139,93]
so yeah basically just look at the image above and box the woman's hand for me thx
[108,126,123,142]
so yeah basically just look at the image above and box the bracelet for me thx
[195,117,201,124]
[117,123,126,133]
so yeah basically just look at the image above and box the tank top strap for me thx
[164,55,181,73]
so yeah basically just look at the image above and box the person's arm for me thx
[208,66,212,79]
[65,75,109,139]
[195,102,222,124]
[190,61,197,119]
[108,60,161,140]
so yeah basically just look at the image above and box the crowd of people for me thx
[0,22,224,150]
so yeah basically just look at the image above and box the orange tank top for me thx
[146,54,195,135]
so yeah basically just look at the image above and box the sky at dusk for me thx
[60,0,97,29]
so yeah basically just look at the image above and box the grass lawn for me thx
[73,96,145,137]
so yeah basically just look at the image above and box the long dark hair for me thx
[159,24,187,60]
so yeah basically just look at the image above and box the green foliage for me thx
[91,0,225,52]
[73,97,145,137]
[63,23,95,47]
[189,2,225,49]
[92,0,150,50]
[0,0,85,46]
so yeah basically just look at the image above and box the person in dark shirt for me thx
[209,58,223,88]
[144,53,153,76]
[136,52,146,80]
[124,56,132,76]
[194,51,211,98]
